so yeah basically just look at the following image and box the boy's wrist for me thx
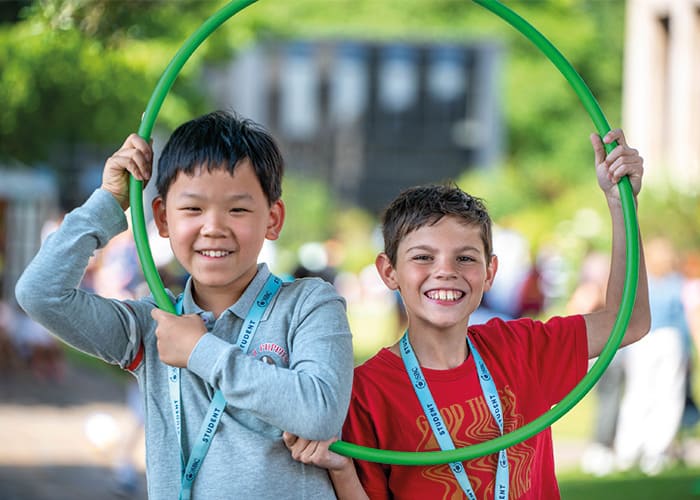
[606,192,637,210]
[328,457,355,475]
[100,186,128,211]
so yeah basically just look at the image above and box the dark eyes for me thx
[413,255,431,261]
[178,207,250,213]
[458,255,477,263]
[411,255,477,263]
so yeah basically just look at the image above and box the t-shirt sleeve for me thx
[471,315,588,407]
[523,315,588,404]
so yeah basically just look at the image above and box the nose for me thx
[200,211,227,237]
[434,257,458,279]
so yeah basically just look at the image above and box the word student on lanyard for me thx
[400,331,509,500]
[169,274,282,500]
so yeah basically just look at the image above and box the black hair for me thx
[155,110,284,204]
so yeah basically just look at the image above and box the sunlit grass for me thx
[559,466,700,500]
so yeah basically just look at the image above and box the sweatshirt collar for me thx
[179,263,272,320]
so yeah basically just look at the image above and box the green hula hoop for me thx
[129,0,639,466]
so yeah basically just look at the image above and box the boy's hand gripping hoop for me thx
[129,0,640,465]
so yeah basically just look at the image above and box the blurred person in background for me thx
[292,241,339,286]
[680,251,700,439]
[79,222,146,497]
[0,299,65,381]
[470,226,543,326]
[614,236,694,475]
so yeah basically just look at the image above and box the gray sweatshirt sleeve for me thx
[15,189,147,368]
[187,281,354,441]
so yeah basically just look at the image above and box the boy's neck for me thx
[192,285,244,319]
[190,267,259,318]
[192,294,233,319]
[391,325,469,370]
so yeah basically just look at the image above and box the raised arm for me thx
[584,129,651,358]
[15,134,155,367]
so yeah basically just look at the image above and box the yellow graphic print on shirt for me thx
[415,386,535,499]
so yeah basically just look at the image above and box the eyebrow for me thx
[406,244,482,253]
[175,192,254,202]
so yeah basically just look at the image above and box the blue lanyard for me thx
[169,274,282,500]
[400,331,509,500]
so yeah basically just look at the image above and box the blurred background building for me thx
[205,40,503,214]
[623,0,700,193]
[0,167,57,303]
[1,0,698,305]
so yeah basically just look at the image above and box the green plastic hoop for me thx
[129,0,639,465]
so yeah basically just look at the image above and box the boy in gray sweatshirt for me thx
[16,110,354,500]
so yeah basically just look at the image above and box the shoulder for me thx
[354,349,401,384]
[268,277,350,335]
[471,315,584,334]
[282,276,336,292]
[280,277,345,306]
[469,315,585,349]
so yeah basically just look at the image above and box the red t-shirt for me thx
[343,315,587,500]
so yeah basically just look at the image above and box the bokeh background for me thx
[1,0,699,498]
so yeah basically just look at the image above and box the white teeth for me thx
[428,290,462,301]
[200,250,230,257]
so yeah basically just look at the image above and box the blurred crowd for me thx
[574,237,700,477]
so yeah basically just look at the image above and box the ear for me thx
[482,254,498,293]
[375,253,399,291]
[265,199,285,241]
[151,196,169,238]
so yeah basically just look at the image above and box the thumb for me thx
[282,432,298,449]
[150,308,169,322]
[590,132,607,166]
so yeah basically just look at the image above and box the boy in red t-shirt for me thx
[284,129,650,499]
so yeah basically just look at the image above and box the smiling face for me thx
[152,160,284,311]
[376,215,497,337]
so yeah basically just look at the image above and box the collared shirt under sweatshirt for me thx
[16,189,354,499]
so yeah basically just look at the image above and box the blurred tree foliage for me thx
[0,0,227,163]
[0,0,625,170]
[3,0,696,277]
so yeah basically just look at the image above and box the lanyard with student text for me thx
[169,274,282,500]
[400,331,509,500]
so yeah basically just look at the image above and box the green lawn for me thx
[559,467,700,500]
[551,367,700,499]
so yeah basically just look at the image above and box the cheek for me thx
[167,218,198,243]
[398,271,425,294]
[469,269,489,287]
[237,219,268,242]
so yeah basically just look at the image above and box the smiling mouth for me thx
[198,250,232,258]
[425,289,465,301]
